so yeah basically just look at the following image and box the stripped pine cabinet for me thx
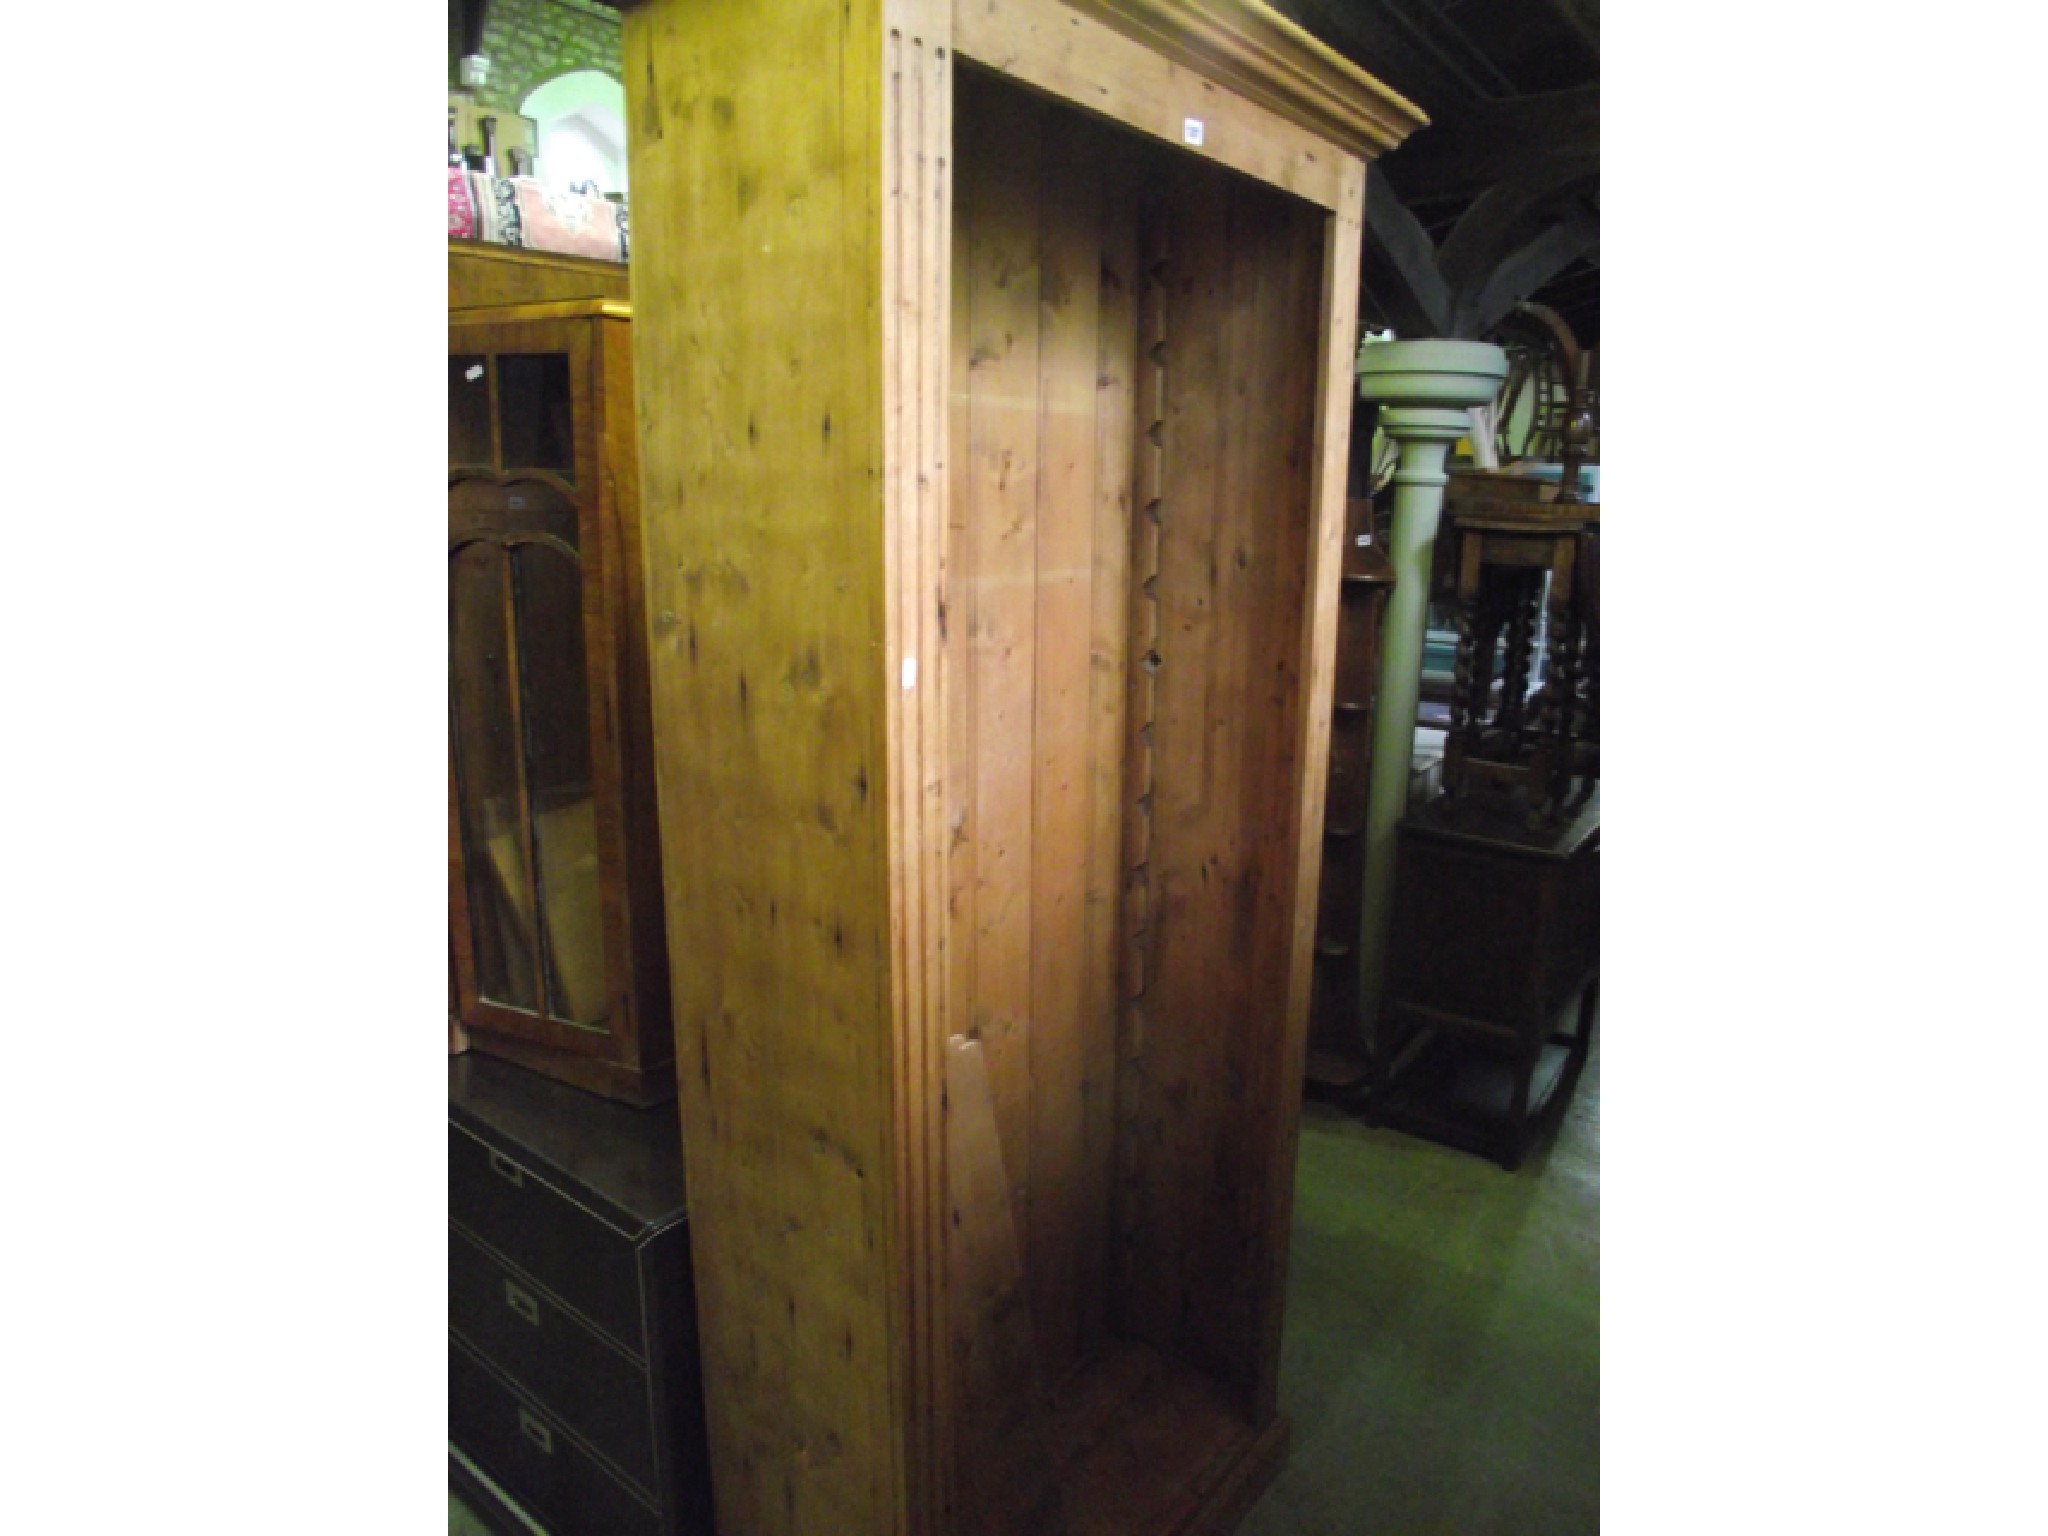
[608,2,1424,1531]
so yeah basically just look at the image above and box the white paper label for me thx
[901,656,918,691]
[1183,117,1205,146]
[465,364,484,382]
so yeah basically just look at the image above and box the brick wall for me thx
[456,0,622,115]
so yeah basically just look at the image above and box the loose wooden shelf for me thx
[604,3,1424,1532]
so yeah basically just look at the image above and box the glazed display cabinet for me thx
[447,300,675,1105]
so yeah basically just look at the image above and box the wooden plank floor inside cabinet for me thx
[1043,1342,1288,1536]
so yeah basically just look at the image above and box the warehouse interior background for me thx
[4,2,2044,1533]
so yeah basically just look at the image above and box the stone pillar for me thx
[1352,340,1508,1048]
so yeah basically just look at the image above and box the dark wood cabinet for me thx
[1371,790,1598,1169]
[449,1055,712,1536]
[448,301,675,1105]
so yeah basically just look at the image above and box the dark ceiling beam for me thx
[1434,153,1599,302]
[1451,210,1599,338]
[1268,3,1600,345]
[1360,0,1516,99]
[1533,261,1601,296]
[1362,161,1452,337]
[1268,0,1483,119]
[1383,85,1598,202]
[1542,0,1601,56]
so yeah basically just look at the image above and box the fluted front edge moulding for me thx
[608,3,1426,1533]
[1351,338,1510,1050]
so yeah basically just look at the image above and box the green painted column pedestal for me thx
[1352,340,1508,1050]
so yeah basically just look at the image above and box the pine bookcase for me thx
[607,3,1424,1530]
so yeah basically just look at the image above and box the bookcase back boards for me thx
[609,2,1424,1531]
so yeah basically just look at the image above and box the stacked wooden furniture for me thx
[610,2,1424,1532]
[1369,469,1600,1168]
[447,289,675,1104]
[449,1054,713,1534]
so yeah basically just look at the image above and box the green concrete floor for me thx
[448,1491,499,1536]
[454,1038,1598,1535]
[1239,1035,1599,1536]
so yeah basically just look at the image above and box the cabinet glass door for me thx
[449,346,606,1032]
[450,536,540,1011]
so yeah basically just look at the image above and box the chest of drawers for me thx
[449,1055,711,1535]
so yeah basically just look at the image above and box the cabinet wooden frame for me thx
[448,302,675,1106]
[611,2,1423,1532]
[449,239,632,312]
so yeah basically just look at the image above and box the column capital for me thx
[1375,403,1477,443]
[1378,406,1472,488]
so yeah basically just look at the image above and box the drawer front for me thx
[450,1225,659,1493]
[450,1122,645,1348]
[451,1336,662,1536]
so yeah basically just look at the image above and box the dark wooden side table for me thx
[1369,788,1598,1169]
[449,1056,712,1535]
[1437,477,1599,829]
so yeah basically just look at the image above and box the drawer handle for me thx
[518,1408,554,1456]
[503,1280,540,1326]
[487,1151,525,1188]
